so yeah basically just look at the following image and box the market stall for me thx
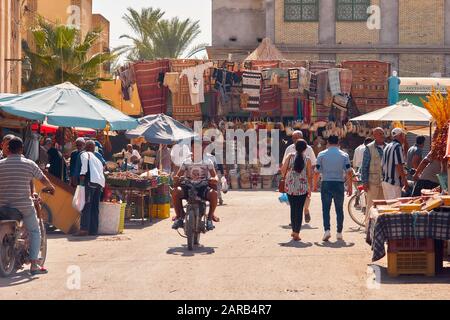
[0,82,139,234]
[366,90,450,277]
[125,113,197,219]
[118,40,394,189]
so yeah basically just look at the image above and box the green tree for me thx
[120,7,206,60]
[23,18,116,95]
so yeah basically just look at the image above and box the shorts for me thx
[181,184,211,201]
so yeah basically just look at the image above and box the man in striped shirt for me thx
[382,128,409,200]
[0,137,55,275]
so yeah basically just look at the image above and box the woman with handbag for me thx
[280,140,313,241]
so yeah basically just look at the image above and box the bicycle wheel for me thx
[348,192,367,227]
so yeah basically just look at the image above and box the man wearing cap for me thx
[381,128,409,200]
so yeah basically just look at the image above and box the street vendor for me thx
[412,151,443,196]
[124,144,141,163]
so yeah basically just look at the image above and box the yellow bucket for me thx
[157,204,171,220]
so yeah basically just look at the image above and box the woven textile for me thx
[328,69,341,96]
[260,86,281,114]
[133,60,169,116]
[316,70,329,105]
[242,71,262,111]
[170,60,202,121]
[299,67,311,93]
[339,69,353,95]
[288,68,300,92]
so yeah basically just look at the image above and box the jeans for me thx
[287,194,308,233]
[22,208,41,261]
[321,181,345,233]
[80,185,101,235]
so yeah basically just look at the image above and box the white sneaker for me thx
[336,233,344,241]
[322,231,331,242]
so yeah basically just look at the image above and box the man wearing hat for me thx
[381,128,409,200]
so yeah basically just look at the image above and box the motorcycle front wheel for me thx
[0,230,16,277]
[185,207,197,251]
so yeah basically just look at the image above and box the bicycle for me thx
[347,170,368,228]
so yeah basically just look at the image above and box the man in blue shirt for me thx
[316,135,353,242]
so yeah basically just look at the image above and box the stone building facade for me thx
[0,0,22,93]
[208,0,450,77]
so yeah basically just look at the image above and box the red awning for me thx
[31,123,96,135]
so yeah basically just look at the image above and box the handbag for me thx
[278,154,293,193]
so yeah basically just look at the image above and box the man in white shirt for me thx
[283,131,317,223]
[353,138,374,172]
[75,140,105,237]
[125,144,141,162]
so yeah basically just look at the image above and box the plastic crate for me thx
[387,251,435,277]
[388,238,434,253]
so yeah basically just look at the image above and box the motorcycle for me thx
[177,179,212,251]
[0,189,52,277]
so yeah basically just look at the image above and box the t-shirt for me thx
[316,147,352,182]
[0,154,44,212]
[353,144,366,169]
[180,62,213,105]
[181,158,215,183]
[382,140,405,186]
[283,144,317,166]
[406,145,423,170]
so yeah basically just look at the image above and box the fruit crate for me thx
[388,238,434,253]
[387,251,435,277]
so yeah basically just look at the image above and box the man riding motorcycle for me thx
[0,137,55,275]
[171,140,219,231]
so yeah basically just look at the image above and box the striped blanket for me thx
[133,60,170,116]
[242,71,262,111]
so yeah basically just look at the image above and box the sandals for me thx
[211,216,220,223]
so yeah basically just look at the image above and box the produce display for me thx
[421,89,450,160]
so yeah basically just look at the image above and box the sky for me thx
[92,0,212,56]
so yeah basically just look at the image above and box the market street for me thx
[0,191,449,300]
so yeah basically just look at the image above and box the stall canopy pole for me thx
[159,144,163,172]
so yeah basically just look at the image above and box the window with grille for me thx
[284,0,319,22]
[336,0,371,21]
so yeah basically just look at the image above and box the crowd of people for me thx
[280,128,442,243]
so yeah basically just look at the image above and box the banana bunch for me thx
[421,89,450,129]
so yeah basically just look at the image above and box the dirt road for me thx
[0,191,449,300]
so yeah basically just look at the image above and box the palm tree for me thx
[23,18,116,95]
[152,17,203,59]
[119,7,164,61]
[120,7,206,60]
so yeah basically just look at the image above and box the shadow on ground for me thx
[166,245,217,257]
[314,241,355,248]
[0,269,38,287]
[278,241,313,248]
[372,265,450,284]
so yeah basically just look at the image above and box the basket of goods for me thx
[106,172,138,188]
[106,161,118,172]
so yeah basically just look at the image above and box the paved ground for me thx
[0,191,449,300]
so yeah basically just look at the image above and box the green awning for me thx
[399,94,426,107]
